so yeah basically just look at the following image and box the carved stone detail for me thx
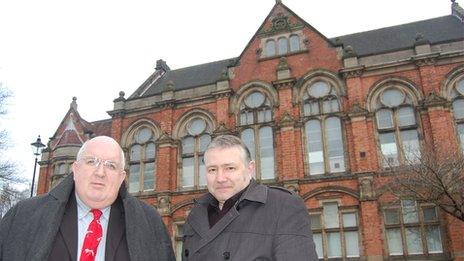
[157,195,171,216]
[283,182,299,193]
[279,111,296,129]
[340,66,364,78]
[359,176,375,201]
[156,131,175,146]
[413,54,438,67]
[213,122,231,136]
[212,90,233,99]
[420,92,449,109]
[348,102,369,119]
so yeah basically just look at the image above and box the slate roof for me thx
[140,58,236,97]
[133,15,463,98]
[89,119,112,137]
[331,15,464,57]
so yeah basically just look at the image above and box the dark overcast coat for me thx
[182,179,318,261]
[0,174,175,261]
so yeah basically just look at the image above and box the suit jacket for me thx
[47,193,130,261]
[0,174,175,261]
[182,180,318,261]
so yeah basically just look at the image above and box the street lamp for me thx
[30,135,45,197]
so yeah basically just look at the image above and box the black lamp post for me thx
[30,135,45,197]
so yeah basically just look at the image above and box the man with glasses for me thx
[0,136,175,261]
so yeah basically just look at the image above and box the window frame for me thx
[373,87,422,168]
[127,126,157,193]
[261,32,304,58]
[301,79,347,176]
[383,200,444,257]
[238,90,276,181]
[450,78,464,153]
[173,221,185,261]
[309,201,361,260]
[179,117,212,190]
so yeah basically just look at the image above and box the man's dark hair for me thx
[205,135,252,164]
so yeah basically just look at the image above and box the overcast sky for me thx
[0,0,453,191]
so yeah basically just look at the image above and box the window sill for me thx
[301,172,357,183]
[258,49,308,62]
[386,253,450,260]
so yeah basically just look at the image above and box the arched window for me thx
[278,37,288,55]
[128,126,156,193]
[303,80,345,175]
[450,78,464,151]
[289,34,300,52]
[265,39,276,57]
[239,91,275,180]
[54,163,67,176]
[374,87,420,166]
[180,117,211,189]
[51,162,68,188]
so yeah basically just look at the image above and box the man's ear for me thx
[120,170,127,182]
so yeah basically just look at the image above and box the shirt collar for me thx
[75,193,111,221]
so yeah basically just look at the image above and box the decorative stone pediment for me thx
[212,122,231,136]
[420,92,449,109]
[155,131,176,147]
[278,111,296,129]
[348,102,369,119]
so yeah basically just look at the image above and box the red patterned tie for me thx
[80,209,103,261]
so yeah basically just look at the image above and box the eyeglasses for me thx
[78,156,121,172]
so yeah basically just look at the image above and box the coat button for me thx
[223,251,230,260]
[184,249,189,257]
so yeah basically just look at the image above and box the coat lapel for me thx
[59,193,78,261]
[194,207,240,252]
[105,198,125,261]
[188,180,268,253]
[28,175,75,260]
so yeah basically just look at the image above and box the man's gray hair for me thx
[76,136,126,170]
[205,135,252,164]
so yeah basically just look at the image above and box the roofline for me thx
[332,15,460,40]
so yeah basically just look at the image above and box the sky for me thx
[0,0,453,191]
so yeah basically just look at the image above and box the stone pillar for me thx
[359,176,384,261]
[347,104,378,172]
[420,93,457,154]
[277,112,298,180]
[155,133,177,191]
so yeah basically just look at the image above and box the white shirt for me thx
[76,194,111,261]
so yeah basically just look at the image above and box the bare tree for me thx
[0,83,18,183]
[383,145,464,222]
[0,183,28,218]
[0,80,24,217]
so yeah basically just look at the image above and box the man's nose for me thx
[216,169,227,182]
[94,161,106,176]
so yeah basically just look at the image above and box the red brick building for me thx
[37,2,464,260]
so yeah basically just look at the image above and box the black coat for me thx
[0,174,175,261]
[182,180,318,261]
